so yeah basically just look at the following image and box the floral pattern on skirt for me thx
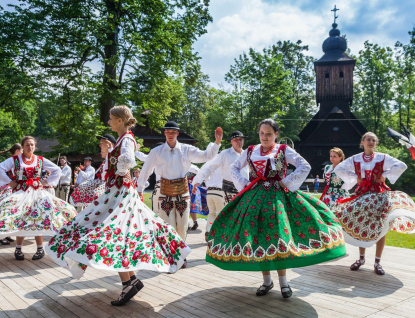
[321,188,349,208]
[0,185,12,202]
[206,184,346,271]
[189,183,209,215]
[0,188,77,237]
[70,179,105,207]
[333,191,415,247]
[46,185,191,278]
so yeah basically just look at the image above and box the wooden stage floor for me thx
[0,219,414,318]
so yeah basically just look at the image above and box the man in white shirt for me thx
[55,156,72,202]
[74,157,95,185]
[137,121,223,254]
[192,131,249,241]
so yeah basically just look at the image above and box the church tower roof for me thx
[315,8,354,64]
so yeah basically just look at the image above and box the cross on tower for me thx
[331,5,339,24]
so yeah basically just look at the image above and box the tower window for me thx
[325,72,330,79]
[340,71,344,78]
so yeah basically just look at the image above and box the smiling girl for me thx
[334,132,415,275]
[0,137,76,260]
[46,106,190,306]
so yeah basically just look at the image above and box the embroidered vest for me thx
[105,134,134,190]
[247,144,287,190]
[353,157,390,194]
[13,155,43,192]
[95,161,105,180]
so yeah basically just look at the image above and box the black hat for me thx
[227,131,249,141]
[96,134,117,145]
[83,157,93,162]
[161,121,180,131]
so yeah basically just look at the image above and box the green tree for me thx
[0,0,212,124]
[353,41,395,137]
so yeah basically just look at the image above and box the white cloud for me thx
[195,0,414,87]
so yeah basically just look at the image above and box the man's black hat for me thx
[96,134,117,145]
[227,131,249,141]
[161,121,180,131]
[84,157,93,162]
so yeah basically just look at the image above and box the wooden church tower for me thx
[296,8,366,176]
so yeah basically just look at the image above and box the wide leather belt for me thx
[222,179,238,194]
[160,177,188,196]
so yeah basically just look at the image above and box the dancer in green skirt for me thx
[206,119,346,298]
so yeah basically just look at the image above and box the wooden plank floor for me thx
[1,219,414,318]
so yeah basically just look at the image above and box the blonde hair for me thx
[133,168,141,173]
[360,132,379,149]
[110,105,137,128]
[20,136,36,147]
[330,147,345,162]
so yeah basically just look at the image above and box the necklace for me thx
[362,152,375,163]
[22,154,35,165]
[260,144,275,156]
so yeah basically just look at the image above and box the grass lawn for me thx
[144,192,415,249]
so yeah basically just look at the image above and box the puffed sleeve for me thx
[0,157,14,187]
[230,149,249,192]
[116,137,136,176]
[43,158,62,186]
[281,147,311,192]
[187,142,220,164]
[382,154,407,184]
[333,156,357,191]
[188,164,199,174]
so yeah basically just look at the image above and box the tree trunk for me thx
[100,0,120,124]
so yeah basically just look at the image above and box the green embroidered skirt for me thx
[206,184,346,271]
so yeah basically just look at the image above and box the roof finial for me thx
[331,5,339,25]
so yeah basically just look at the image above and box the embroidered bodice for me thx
[323,165,345,189]
[105,132,137,189]
[334,152,407,192]
[230,144,311,192]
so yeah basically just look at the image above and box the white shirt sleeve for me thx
[0,157,14,187]
[193,152,223,186]
[43,158,62,187]
[230,149,250,192]
[188,164,200,174]
[333,156,358,191]
[135,151,148,162]
[382,154,407,184]
[281,147,311,192]
[136,149,159,192]
[78,165,95,182]
[116,137,136,176]
[187,142,220,164]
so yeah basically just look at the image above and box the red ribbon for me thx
[25,177,40,187]
[320,184,329,201]
[231,172,268,202]
[337,180,390,204]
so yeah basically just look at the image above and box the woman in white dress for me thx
[0,136,77,260]
[46,106,190,306]
[334,132,415,275]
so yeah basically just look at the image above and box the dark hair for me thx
[0,143,22,155]
[259,118,279,133]
[21,136,36,147]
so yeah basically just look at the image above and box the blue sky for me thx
[3,0,415,87]
[196,0,415,86]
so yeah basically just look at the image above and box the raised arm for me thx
[136,149,158,193]
[43,158,62,186]
[187,142,220,164]
[333,156,357,191]
[281,147,311,192]
[230,149,249,192]
[382,154,407,184]
[135,151,148,162]
[0,157,15,187]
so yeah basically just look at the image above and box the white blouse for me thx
[334,152,407,191]
[0,155,61,187]
[230,144,311,192]
[112,134,137,176]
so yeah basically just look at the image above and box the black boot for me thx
[130,275,144,292]
[5,237,14,242]
[188,221,198,231]
[32,247,45,260]
[111,281,138,306]
[1,238,10,245]
[15,248,24,261]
